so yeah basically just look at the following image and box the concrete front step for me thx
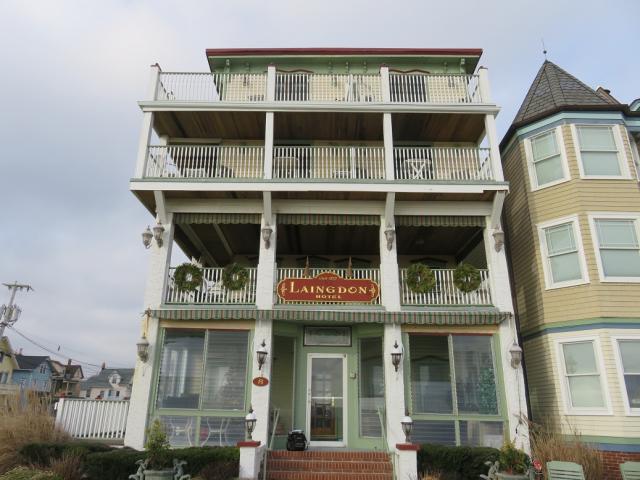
[266,450,393,480]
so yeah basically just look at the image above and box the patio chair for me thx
[547,461,585,479]
[621,462,640,480]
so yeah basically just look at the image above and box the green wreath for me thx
[174,263,203,292]
[222,263,249,291]
[453,263,482,293]
[406,263,437,294]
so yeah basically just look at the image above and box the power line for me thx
[7,324,132,370]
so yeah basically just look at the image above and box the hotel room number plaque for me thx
[277,272,380,303]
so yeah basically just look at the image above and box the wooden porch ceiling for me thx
[152,110,486,142]
[277,225,380,256]
[396,225,483,257]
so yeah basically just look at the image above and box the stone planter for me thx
[144,470,175,480]
[496,473,529,480]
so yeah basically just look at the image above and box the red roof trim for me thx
[205,48,483,57]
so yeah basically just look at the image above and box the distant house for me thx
[49,360,84,398]
[80,368,134,400]
[0,337,19,395]
[12,355,53,393]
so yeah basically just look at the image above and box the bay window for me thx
[614,338,640,413]
[574,125,627,178]
[591,215,640,281]
[526,128,569,189]
[408,334,503,447]
[538,217,588,288]
[155,329,250,446]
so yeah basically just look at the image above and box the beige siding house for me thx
[500,61,640,469]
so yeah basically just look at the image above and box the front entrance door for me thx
[306,354,347,446]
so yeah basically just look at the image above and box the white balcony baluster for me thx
[399,268,492,306]
[165,267,257,305]
[156,72,267,102]
[389,73,481,104]
[275,73,383,103]
[55,398,129,441]
[393,147,493,181]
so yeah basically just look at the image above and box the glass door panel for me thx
[308,355,345,444]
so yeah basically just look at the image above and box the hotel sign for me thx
[277,272,379,303]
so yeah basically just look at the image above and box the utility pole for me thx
[0,281,33,338]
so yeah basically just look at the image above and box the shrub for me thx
[497,441,530,474]
[196,461,239,480]
[145,420,171,470]
[0,467,62,480]
[49,453,84,480]
[19,442,112,467]
[0,393,69,474]
[417,444,500,480]
[529,423,603,480]
[83,446,239,480]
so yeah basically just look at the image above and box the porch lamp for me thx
[493,229,505,252]
[245,406,257,440]
[136,335,150,362]
[509,342,523,369]
[401,411,413,443]
[153,221,165,247]
[256,339,268,371]
[142,226,153,249]
[384,228,395,251]
[391,341,402,372]
[261,226,273,249]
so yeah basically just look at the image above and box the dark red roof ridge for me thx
[205,47,483,57]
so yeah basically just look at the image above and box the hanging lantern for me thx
[256,340,268,371]
[391,341,402,372]
[153,221,165,247]
[142,226,153,249]
[136,335,150,362]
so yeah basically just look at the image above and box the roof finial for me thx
[541,38,548,60]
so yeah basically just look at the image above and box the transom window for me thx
[408,334,503,448]
[591,216,640,281]
[528,128,568,189]
[615,339,640,413]
[539,218,588,288]
[559,340,608,414]
[575,125,625,177]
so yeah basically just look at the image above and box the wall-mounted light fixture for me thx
[153,221,165,247]
[256,339,268,371]
[493,229,505,252]
[401,411,413,443]
[245,406,257,440]
[509,342,523,369]
[136,335,150,362]
[261,226,273,249]
[142,227,153,249]
[384,228,395,251]
[391,341,402,372]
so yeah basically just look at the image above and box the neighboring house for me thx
[123,47,529,479]
[80,368,134,400]
[0,336,19,395]
[500,61,640,470]
[49,360,84,398]
[12,354,53,393]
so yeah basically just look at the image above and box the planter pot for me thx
[144,470,174,480]
[496,473,529,480]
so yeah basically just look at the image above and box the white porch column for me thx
[484,114,504,182]
[483,216,530,452]
[134,64,161,178]
[250,213,276,446]
[380,211,405,449]
[263,65,276,181]
[478,67,492,103]
[124,212,174,449]
[383,114,395,181]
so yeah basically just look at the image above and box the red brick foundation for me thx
[601,450,640,480]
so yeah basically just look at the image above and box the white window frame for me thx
[537,215,590,289]
[611,334,640,416]
[588,212,640,283]
[571,124,631,179]
[524,126,571,191]
[555,336,612,416]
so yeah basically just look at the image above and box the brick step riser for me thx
[267,452,390,462]
[267,472,393,480]
[267,459,392,473]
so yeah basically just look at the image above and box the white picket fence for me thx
[399,268,492,306]
[55,398,129,441]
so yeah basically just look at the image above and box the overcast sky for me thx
[0,0,638,376]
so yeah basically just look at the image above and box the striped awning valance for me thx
[174,213,261,224]
[395,216,486,227]
[277,214,380,226]
[151,308,510,325]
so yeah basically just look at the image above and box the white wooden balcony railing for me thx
[389,73,481,104]
[394,147,492,181]
[153,72,483,104]
[165,267,257,304]
[157,72,267,102]
[272,146,385,180]
[146,145,264,179]
[55,398,129,442]
[400,268,492,306]
[276,267,381,305]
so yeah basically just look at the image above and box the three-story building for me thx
[125,48,529,478]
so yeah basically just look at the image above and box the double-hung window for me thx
[538,216,588,288]
[573,125,628,178]
[526,128,569,189]
[558,339,609,414]
[155,328,250,446]
[613,337,640,414]
[590,214,640,282]
[408,334,503,448]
